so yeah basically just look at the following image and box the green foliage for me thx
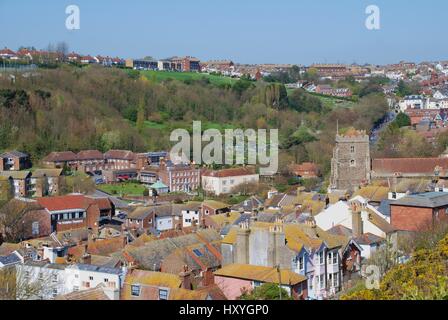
[239,283,293,300]
[392,112,411,128]
[396,80,421,97]
[300,178,320,192]
[342,235,448,300]
[288,89,323,113]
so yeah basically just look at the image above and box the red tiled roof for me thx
[202,167,256,178]
[89,197,112,211]
[36,195,91,212]
[372,158,448,175]
[42,151,77,162]
[104,150,135,161]
[77,150,103,160]
[0,48,16,55]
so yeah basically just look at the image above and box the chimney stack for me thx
[351,202,363,238]
[81,253,92,265]
[236,221,250,264]
[179,265,192,290]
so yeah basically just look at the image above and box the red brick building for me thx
[158,161,201,193]
[390,192,448,231]
[36,195,111,233]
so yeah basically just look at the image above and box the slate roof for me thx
[231,196,264,213]
[391,192,448,208]
[125,229,221,270]
[72,264,122,275]
[378,199,393,217]
[0,151,29,158]
[0,252,22,266]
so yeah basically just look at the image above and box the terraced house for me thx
[220,220,360,300]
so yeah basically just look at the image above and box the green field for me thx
[98,182,147,196]
[139,70,237,86]
[314,94,356,109]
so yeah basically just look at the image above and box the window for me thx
[73,286,79,292]
[328,252,337,265]
[52,289,58,297]
[299,256,305,271]
[104,278,109,283]
[309,276,314,290]
[159,289,168,300]
[89,276,94,281]
[32,222,39,236]
[318,251,324,265]
[52,274,58,282]
[350,160,356,167]
[131,285,141,297]
[38,272,44,281]
[350,146,355,153]
[319,275,324,289]
[333,273,339,288]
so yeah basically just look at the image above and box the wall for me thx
[156,216,174,231]
[214,276,252,300]
[390,205,445,231]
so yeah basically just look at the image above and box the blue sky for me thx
[0,0,446,65]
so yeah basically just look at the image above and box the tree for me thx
[342,234,448,300]
[393,112,411,128]
[59,172,95,195]
[396,80,421,97]
[239,283,293,300]
[136,98,146,134]
[0,199,37,243]
[288,89,323,113]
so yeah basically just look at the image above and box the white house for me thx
[180,202,201,228]
[398,95,427,112]
[17,262,125,300]
[314,196,391,239]
[202,167,259,196]
[64,264,124,300]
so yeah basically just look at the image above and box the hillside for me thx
[0,65,388,176]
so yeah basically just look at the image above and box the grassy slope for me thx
[139,70,237,86]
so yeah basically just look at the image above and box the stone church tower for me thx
[330,129,371,191]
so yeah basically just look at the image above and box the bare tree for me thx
[0,265,61,300]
